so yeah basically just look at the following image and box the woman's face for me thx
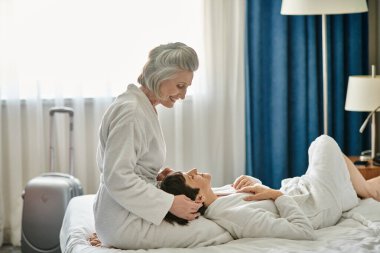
[183,168,212,192]
[158,70,193,108]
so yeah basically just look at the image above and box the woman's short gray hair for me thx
[137,42,199,98]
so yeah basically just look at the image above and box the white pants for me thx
[281,135,359,229]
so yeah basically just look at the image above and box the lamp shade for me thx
[281,0,368,15]
[345,76,380,112]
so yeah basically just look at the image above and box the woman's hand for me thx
[233,175,261,190]
[237,184,283,201]
[169,195,203,221]
[156,168,174,181]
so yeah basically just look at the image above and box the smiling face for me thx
[182,168,212,194]
[158,70,193,108]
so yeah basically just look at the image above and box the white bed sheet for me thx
[60,195,380,253]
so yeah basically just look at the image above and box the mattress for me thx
[60,194,380,253]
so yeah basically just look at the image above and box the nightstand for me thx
[349,156,380,180]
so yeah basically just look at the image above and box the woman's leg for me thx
[343,155,380,200]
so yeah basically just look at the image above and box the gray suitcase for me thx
[21,107,83,253]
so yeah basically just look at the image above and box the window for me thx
[0,0,203,99]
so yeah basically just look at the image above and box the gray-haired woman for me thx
[93,42,202,249]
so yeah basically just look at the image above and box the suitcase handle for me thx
[49,107,75,175]
[49,107,74,117]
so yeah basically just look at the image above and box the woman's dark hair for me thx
[160,172,207,225]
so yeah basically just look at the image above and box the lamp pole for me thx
[371,114,376,158]
[322,14,328,135]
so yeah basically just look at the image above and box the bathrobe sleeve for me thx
[99,108,174,226]
[205,195,315,240]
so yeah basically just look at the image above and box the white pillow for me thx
[128,216,233,249]
[61,195,233,251]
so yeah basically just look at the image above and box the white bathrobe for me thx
[93,84,174,248]
[205,135,359,240]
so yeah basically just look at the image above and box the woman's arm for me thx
[205,186,315,240]
[98,104,177,225]
[237,184,281,201]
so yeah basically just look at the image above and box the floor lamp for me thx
[345,66,380,160]
[281,0,368,135]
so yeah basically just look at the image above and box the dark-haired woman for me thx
[160,135,380,240]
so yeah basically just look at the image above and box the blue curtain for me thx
[245,0,369,188]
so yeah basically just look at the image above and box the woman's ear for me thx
[195,194,205,204]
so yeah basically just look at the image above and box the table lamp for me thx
[345,66,380,160]
[281,0,368,135]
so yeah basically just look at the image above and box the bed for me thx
[60,194,380,253]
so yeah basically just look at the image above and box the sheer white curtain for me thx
[0,0,245,246]
[160,0,246,187]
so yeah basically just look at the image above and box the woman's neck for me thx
[203,189,218,207]
[139,85,159,108]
